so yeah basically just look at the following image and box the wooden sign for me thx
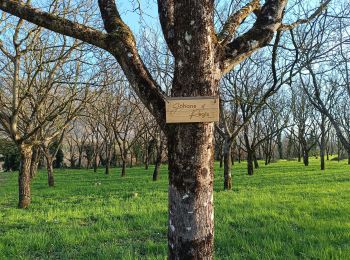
[166,97,219,123]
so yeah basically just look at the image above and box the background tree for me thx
[0,0,331,257]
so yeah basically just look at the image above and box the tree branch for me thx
[0,0,110,50]
[221,0,287,74]
[218,0,261,46]
[278,0,332,31]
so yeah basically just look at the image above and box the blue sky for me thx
[119,0,159,35]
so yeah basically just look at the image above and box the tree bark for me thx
[303,150,309,166]
[277,131,283,159]
[30,146,40,179]
[153,140,163,181]
[0,0,291,257]
[167,124,214,259]
[247,150,254,176]
[223,138,233,190]
[121,160,126,177]
[253,152,259,169]
[93,155,98,173]
[47,157,54,187]
[18,144,32,208]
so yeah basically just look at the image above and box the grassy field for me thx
[0,159,349,259]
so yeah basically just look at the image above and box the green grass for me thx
[0,159,349,259]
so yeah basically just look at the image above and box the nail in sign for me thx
[166,97,219,123]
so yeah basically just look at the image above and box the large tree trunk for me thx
[223,138,232,190]
[167,124,214,259]
[18,144,32,208]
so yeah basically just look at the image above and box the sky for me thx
[119,0,159,35]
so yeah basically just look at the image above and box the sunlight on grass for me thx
[0,159,349,259]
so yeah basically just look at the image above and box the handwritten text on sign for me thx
[166,97,219,123]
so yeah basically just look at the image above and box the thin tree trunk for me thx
[253,152,259,169]
[320,139,326,171]
[93,154,98,173]
[348,150,350,165]
[105,163,110,175]
[247,150,254,176]
[105,152,110,175]
[303,150,309,166]
[277,131,283,159]
[42,146,55,187]
[47,157,54,187]
[223,149,232,190]
[18,144,32,208]
[153,140,163,181]
[30,146,39,179]
[121,160,126,177]
[130,152,133,168]
[231,145,235,166]
[219,152,223,168]
[77,151,82,168]
[167,124,214,258]
[223,138,232,190]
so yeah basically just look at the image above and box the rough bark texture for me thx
[18,144,32,208]
[165,0,219,256]
[167,124,215,259]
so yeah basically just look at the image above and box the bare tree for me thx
[0,0,331,256]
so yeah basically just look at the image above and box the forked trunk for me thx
[167,124,214,259]
[18,144,32,208]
